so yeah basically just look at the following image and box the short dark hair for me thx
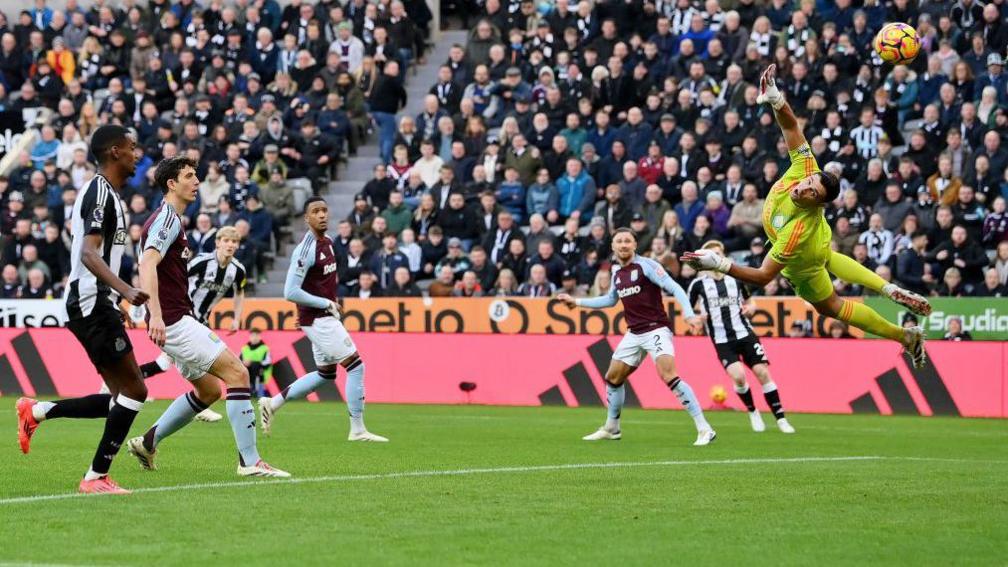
[89,125,130,164]
[613,227,637,240]
[303,196,326,214]
[819,171,841,203]
[153,156,198,194]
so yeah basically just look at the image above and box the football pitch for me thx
[2,403,1006,565]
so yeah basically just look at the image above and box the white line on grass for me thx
[0,456,882,505]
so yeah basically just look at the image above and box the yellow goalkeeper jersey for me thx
[761,143,832,279]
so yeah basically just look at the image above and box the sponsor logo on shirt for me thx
[617,285,641,298]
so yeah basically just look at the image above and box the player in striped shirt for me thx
[688,241,794,433]
[684,65,931,369]
[16,125,151,494]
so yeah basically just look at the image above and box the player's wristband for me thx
[573,298,582,307]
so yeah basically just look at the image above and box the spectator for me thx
[1,265,19,298]
[428,265,457,297]
[468,246,498,292]
[526,168,560,223]
[259,171,294,250]
[858,214,895,267]
[874,183,914,233]
[241,195,273,258]
[974,268,1008,297]
[189,214,218,255]
[347,193,376,236]
[387,266,422,297]
[438,193,480,249]
[984,197,1008,247]
[490,268,519,297]
[556,157,596,223]
[674,181,704,232]
[17,244,51,283]
[897,231,933,297]
[337,238,368,297]
[518,264,556,297]
[369,233,410,290]
[935,266,969,297]
[19,268,53,299]
[355,271,382,298]
[943,316,973,341]
[419,226,447,279]
[452,270,484,297]
[370,60,408,163]
[495,166,526,224]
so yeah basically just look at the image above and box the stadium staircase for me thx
[255,30,468,296]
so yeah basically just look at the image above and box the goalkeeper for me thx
[683,64,931,368]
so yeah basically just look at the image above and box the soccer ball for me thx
[873,23,920,64]
[710,385,727,404]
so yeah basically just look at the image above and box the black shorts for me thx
[713,335,769,370]
[66,307,133,369]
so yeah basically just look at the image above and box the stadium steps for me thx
[254,33,466,297]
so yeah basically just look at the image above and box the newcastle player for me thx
[688,241,795,433]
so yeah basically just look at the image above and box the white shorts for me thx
[163,315,228,381]
[301,316,357,366]
[612,327,676,367]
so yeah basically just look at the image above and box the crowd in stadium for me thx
[0,0,1006,302]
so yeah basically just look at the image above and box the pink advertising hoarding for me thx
[0,329,1002,418]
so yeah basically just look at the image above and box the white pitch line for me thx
[0,456,882,505]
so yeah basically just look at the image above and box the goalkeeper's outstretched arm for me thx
[682,250,785,288]
[758,64,807,152]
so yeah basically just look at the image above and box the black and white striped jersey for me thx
[187,253,247,323]
[64,174,129,320]
[688,274,753,344]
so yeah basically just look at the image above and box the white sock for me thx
[33,401,54,421]
[604,417,620,431]
[83,468,105,481]
[350,415,365,434]
[734,383,749,394]
[670,379,711,432]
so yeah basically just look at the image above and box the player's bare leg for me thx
[582,360,634,440]
[751,364,794,433]
[655,355,716,446]
[812,292,926,368]
[726,362,765,432]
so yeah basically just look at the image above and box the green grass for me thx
[2,403,1006,566]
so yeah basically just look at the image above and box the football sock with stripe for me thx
[836,299,904,341]
[345,359,366,434]
[226,388,261,466]
[735,384,756,412]
[827,251,887,293]
[668,377,711,432]
[143,392,210,451]
[605,382,624,431]
[36,394,111,421]
[87,394,144,478]
[270,371,325,410]
[762,382,786,419]
[140,361,166,379]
